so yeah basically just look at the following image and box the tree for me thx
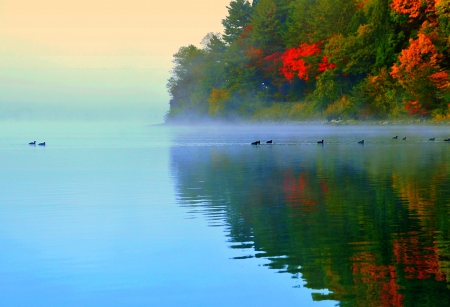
[279,42,322,82]
[304,0,360,42]
[284,0,318,46]
[390,33,449,114]
[250,0,290,54]
[436,0,450,36]
[390,0,437,21]
[166,45,208,121]
[208,88,231,116]
[200,33,227,92]
[365,0,400,72]
[222,0,253,45]
[165,0,450,122]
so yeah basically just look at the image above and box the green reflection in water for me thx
[171,138,450,307]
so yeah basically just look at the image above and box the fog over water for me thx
[2,121,450,306]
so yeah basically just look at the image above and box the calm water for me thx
[1,122,450,306]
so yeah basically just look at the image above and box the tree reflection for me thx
[170,143,450,306]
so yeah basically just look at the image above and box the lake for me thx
[1,121,450,306]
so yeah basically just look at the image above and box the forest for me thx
[165,0,450,123]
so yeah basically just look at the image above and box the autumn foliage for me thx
[390,33,449,114]
[279,43,322,81]
[390,0,439,20]
[167,0,450,123]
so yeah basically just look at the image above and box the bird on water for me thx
[358,140,364,144]
[29,141,36,145]
[251,141,260,145]
[402,137,406,140]
[392,136,398,139]
[38,142,46,146]
[266,140,272,144]
[429,138,435,141]
[317,140,324,144]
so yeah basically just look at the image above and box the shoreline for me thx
[161,118,450,127]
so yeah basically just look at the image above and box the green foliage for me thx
[437,0,450,36]
[306,0,360,41]
[172,141,450,306]
[166,0,450,123]
[312,70,340,111]
[323,96,354,120]
[222,0,253,45]
[250,0,288,53]
[352,68,404,118]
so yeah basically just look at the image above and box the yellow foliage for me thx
[288,102,315,120]
[208,88,230,116]
[430,98,450,121]
[323,96,353,118]
[248,102,316,122]
[432,111,450,121]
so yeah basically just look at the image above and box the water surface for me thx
[1,122,450,306]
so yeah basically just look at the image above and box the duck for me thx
[317,140,324,144]
[266,140,272,144]
[358,140,364,144]
[38,142,46,146]
[444,138,450,142]
[251,140,260,145]
[402,137,406,140]
[429,138,435,141]
[29,141,36,145]
[392,136,398,139]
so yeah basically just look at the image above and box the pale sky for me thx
[0,0,231,123]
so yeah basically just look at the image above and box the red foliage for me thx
[405,100,428,115]
[318,56,337,72]
[265,43,339,83]
[283,171,327,212]
[279,43,322,82]
[264,52,283,78]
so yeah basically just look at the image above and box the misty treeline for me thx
[166,0,450,123]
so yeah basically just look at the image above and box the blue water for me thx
[4,121,450,306]
[0,121,340,307]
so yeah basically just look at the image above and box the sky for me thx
[0,0,231,123]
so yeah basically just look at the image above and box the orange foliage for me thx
[350,255,404,307]
[390,33,447,114]
[429,71,450,89]
[390,34,441,81]
[393,234,446,281]
[390,0,438,20]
